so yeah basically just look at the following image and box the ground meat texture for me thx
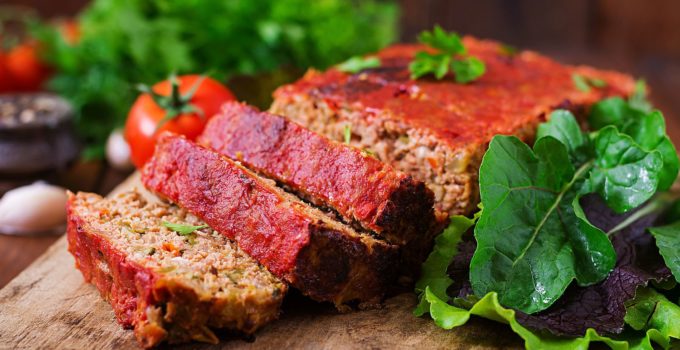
[142,133,398,308]
[198,102,444,275]
[270,37,636,216]
[67,191,286,348]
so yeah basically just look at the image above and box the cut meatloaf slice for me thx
[67,190,286,348]
[198,102,442,267]
[270,37,636,216]
[142,132,398,308]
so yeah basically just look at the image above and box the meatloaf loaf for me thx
[67,191,286,348]
[142,132,398,308]
[198,102,442,269]
[270,37,636,216]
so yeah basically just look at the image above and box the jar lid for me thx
[0,93,73,130]
[0,93,80,175]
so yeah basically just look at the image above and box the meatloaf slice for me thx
[142,132,398,308]
[67,191,286,348]
[199,102,441,260]
[270,37,636,216]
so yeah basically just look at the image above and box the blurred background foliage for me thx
[28,0,398,158]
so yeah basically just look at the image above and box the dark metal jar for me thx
[0,94,80,192]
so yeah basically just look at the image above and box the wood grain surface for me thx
[0,173,524,349]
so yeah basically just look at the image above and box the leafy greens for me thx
[415,88,680,348]
[589,96,679,191]
[470,133,617,313]
[415,197,679,348]
[513,194,672,336]
[470,102,675,314]
[441,195,673,337]
[32,0,398,158]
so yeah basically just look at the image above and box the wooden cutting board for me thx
[0,173,523,349]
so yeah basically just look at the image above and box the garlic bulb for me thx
[0,183,67,235]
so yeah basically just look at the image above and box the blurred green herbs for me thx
[32,0,398,158]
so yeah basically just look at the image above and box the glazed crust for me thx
[273,39,635,151]
[142,133,398,307]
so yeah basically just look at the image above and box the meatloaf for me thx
[270,37,636,216]
[199,102,442,269]
[67,191,286,348]
[142,132,398,308]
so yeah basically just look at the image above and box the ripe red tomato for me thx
[58,20,80,45]
[0,52,15,93]
[124,74,236,168]
[5,42,51,92]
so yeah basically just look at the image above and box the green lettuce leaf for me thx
[424,289,628,349]
[470,135,616,314]
[589,98,679,191]
[421,288,680,350]
[648,222,680,282]
[621,111,679,191]
[471,110,669,314]
[589,97,643,131]
[539,110,664,212]
[587,126,663,213]
[536,110,590,164]
[624,288,680,349]
[414,214,478,316]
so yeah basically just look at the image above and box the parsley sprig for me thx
[162,221,208,245]
[162,221,208,235]
[409,25,486,83]
[572,73,607,93]
[336,56,381,73]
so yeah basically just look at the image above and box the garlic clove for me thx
[106,129,134,171]
[0,182,68,235]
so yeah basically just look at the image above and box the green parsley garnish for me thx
[589,77,607,88]
[572,73,591,92]
[450,57,486,84]
[344,124,352,144]
[162,221,208,235]
[418,25,466,54]
[409,25,486,83]
[572,73,607,92]
[361,148,377,158]
[336,56,381,73]
[498,44,518,56]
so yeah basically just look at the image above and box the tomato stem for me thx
[136,74,207,133]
